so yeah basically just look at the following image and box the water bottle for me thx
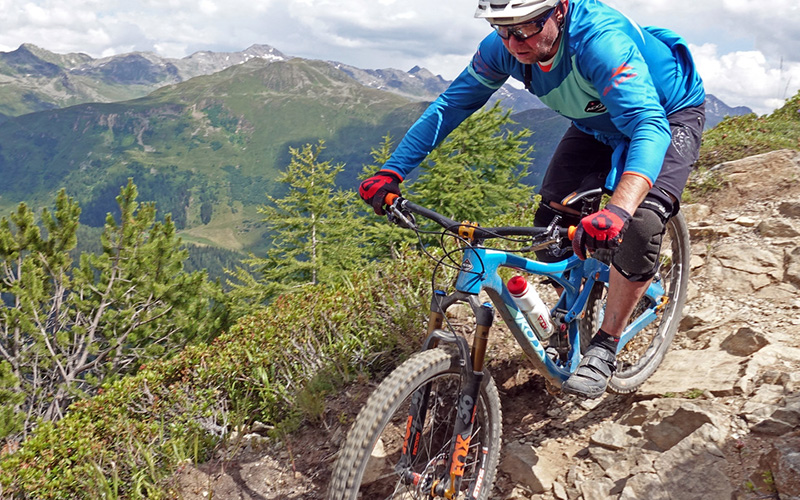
[507,276,554,340]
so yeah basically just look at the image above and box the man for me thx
[358,0,705,398]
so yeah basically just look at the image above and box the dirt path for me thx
[174,149,800,500]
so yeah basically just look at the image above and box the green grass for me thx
[684,89,800,201]
[697,90,800,170]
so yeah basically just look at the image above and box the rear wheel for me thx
[579,212,690,393]
[328,348,503,500]
[578,280,605,354]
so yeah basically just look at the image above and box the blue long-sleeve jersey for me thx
[382,0,705,191]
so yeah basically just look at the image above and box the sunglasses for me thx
[492,8,556,41]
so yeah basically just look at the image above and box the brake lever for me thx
[518,215,564,253]
[543,216,571,257]
[386,199,417,229]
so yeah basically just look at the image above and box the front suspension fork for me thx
[398,292,494,499]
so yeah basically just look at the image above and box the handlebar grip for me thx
[568,225,577,240]
[384,192,400,207]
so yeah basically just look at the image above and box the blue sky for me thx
[1,0,798,115]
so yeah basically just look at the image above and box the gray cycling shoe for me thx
[561,344,617,399]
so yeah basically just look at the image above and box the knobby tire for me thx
[328,348,502,500]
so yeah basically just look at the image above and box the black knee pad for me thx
[533,201,582,262]
[612,202,669,282]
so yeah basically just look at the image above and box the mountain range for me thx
[0,43,750,123]
[0,43,286,120]
[0,43,753,254]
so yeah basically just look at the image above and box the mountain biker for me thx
[359,0,705,399]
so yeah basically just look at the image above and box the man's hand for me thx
[572,204,632,260]
[359,171,402,215]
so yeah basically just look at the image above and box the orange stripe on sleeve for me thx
[621,171,654,189]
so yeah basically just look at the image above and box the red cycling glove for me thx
[572,204,632,260]
[359,170,402,215]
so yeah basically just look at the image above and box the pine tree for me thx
[228,141,367,308]
[358,104,537,255]
[412,102,536,222]
[357,134,419,260]
[0,182,227,440]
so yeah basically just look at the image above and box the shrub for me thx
[697,90,800,170]
[0,253,432,498]
[686,90,800,201]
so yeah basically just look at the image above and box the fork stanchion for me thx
[471,302,494,372]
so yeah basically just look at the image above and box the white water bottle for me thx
[507,276,554,340]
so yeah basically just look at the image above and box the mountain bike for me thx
[329,189,690,499]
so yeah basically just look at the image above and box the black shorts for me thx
[538,104,706,210]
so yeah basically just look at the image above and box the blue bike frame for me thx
[453,246,665,388]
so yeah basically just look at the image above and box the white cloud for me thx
[198,0,218,16]
[0,0,799,113]
[608,0,800,64]
[691,43,800,115]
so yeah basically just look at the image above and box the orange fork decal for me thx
[444,433,472,499]
[451,434,471,478]
[401,415,413,455]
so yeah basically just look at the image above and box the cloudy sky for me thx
[1,0,799,115]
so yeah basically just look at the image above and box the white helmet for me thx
[475,0,561,25]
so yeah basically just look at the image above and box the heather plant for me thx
[697,90,800,170]
[0,252,432,498]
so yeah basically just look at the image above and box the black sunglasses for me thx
[492,8,556,41]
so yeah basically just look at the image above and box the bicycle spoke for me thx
[606,213,689,393]
[343,368,496,499]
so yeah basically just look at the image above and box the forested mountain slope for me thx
[0,57,427,252]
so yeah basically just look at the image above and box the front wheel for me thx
[328,348,502,500]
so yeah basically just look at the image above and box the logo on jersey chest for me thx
[585,100,607,113]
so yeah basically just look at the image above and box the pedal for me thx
[544,378,561,395]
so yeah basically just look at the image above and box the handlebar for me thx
[384,194,573,242]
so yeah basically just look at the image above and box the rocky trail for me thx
[175,149,800,500]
